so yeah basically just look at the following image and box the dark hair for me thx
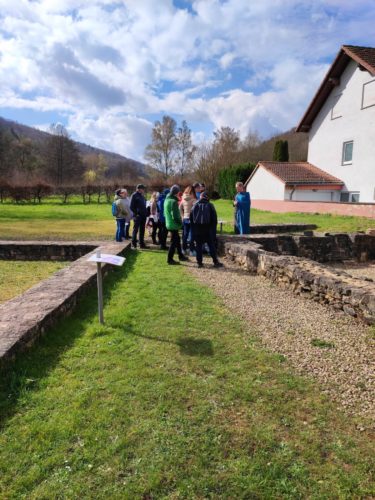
[193,182,200,189]
[115,189,122,196]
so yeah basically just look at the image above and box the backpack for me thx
[112,201,119,217]
[192,201,211,225]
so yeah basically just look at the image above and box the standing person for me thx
[193,182,201,200]
[113,189,130,242]
[164,185,188,265]
[146,191,159,244]
[121,188,132,239]
[157,188,170,250]
[130,184,148,249]
[234,182,251,234]
[190,191,223,268]
[179,185,196,255]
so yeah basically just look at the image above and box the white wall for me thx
[285,188,338,202]
[247,166,285,200]
[308,60,375,202]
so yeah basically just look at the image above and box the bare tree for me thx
[44,123,83,185]
[175,120,195,179]
[144,115,177,177]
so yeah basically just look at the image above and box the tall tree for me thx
[144,115,177,177]
[45,123,83,185]
[175,120,195,178]
[212,126,241,169]
[273,140,289,161]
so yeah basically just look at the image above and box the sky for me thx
[0,0,374,161]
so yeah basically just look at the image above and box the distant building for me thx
[247,45,375,204]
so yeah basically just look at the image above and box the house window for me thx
[362,79,375,109]
[331,94,343,119]
[342,141,353,165]
[340,192,360,203]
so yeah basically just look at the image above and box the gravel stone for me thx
[185,257,375,425]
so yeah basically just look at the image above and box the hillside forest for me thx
[0,115,308,202]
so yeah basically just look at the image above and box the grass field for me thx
[0,197,374,240]
[0,261,66,303]
[0,251,374,498]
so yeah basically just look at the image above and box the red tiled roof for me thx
[250,161,344,186]
[296,45,375,132]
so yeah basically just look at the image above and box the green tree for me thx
[272,140,289,161]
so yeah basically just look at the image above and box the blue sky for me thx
[0,0,374,160]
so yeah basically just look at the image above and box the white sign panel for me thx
[87,253,125,266]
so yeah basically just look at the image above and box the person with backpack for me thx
[121,188,133,239]
[157,188,170,250]
[130,184,148,249]
[113,189,130,242]
[164,185,188,265]
[190,191,223,268]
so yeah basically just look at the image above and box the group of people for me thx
[112,181,251,268]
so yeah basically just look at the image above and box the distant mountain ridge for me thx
[0,116,147,176]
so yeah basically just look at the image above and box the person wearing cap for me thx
[164,185,188,265]
[113,189,130,242]
[130,184,148,249]
[190,191,223,268]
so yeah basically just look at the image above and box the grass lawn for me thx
[0,261,67,303]
[0,197,373,240]
[0,251,374,498]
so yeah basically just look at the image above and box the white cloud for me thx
[0,0,375,160]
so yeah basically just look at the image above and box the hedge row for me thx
[217,163,256,199]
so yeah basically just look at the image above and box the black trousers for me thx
[132,215,146,246]
[159,221,168,248]
[195,231,218,264]
[168,230,183,261]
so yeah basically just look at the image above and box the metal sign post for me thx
[96,259,104,324]
[87,250,126,324]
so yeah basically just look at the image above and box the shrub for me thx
[217,163,256,199]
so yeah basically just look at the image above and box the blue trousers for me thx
[116,218,126,241]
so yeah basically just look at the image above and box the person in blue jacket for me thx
[157,188,170,250]
[234,182,251,234]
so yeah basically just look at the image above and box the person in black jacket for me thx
[130,184,148,249]
[190,191,223,268]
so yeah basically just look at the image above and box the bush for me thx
[217,163,256,199]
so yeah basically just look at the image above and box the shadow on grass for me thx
[0,249,139,427]
[117,326,214,357]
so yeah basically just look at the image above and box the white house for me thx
[247,45,375,203]
[246,161,344,201]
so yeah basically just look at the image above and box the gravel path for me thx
[185,257,375,425]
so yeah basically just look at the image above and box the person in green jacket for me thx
[164,185,188,265]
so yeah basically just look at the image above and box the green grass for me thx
[311,338,336,349]
[0,197,373,240]
[0,251,374,498]
[0,260,67,303]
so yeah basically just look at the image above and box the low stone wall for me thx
[0,241,101,261]
[218,236,375,324]
[0,241,130,366]
[250,223,317,234]
[219,232,375,263]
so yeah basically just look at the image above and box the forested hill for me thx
[0,116,147,176]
